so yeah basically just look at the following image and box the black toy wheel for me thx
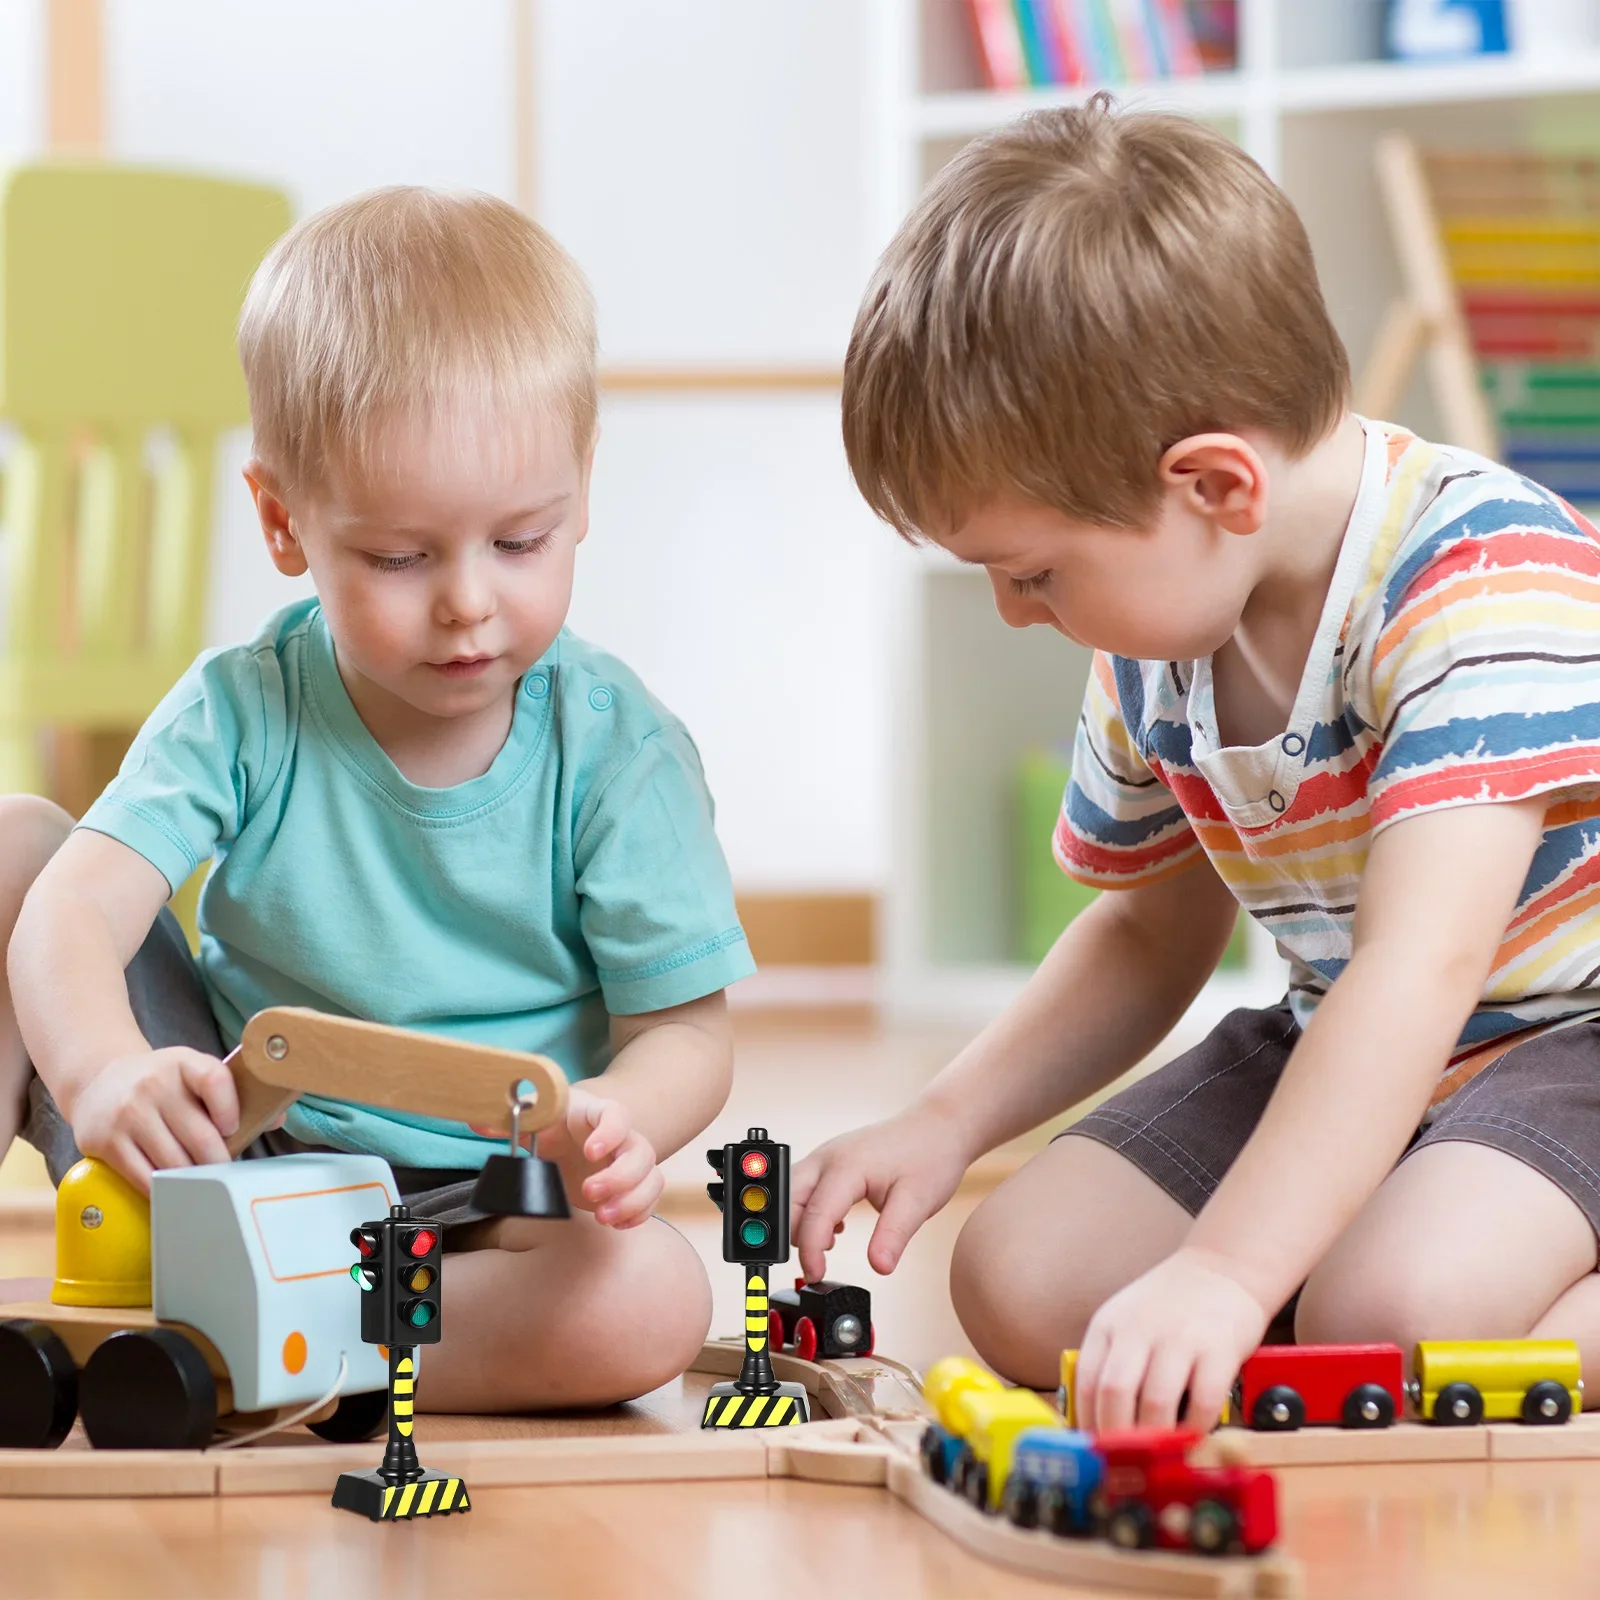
[1432,1381,1484,1427]
[81,1328,217,1450]
[1522,1380,1572,1426]
[307,1387,388,1443]
[1107,1501,1156,1550]
[1191,1498,1238,1555]
[1002,1476,1037,1528]
[0,1319,78,1449]
[1342,1383,1396,1429]
[964,1460,989,1512]
[920,1425,947,1484]
[1038,1486,1084,1538]
[950,1447,971,1497]
[1251,1384,1305,1431]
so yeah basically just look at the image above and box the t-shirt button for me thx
[1281,733,1305,757]
[524,674,549,699]
[1269,790,1286,813]
[589,686,614,711]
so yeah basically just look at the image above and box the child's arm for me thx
[534,990,734,1228]
[791,853,1242,1280]
[8,831,239,1189]
[1074,796,1548,1434]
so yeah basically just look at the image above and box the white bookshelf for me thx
[870,0,1600,1032]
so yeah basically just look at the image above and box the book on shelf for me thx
[964,0,1221,89]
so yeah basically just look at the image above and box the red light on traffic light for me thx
[740,1151,768,1178]
[406,1229,439,1258]
[351,1228,378,1258]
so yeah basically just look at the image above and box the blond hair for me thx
[843,98,1349,536]
[239,187,596,488]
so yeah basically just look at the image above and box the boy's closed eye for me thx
[1008,570,1052,595]
[362,531,556,573]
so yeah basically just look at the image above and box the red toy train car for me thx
[1234,1344,1405,1431]
[769,1278,873,1361]
[1098,1428,1278,1556]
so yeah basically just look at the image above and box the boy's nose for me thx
[436,563,495,626]
[989,577,1054,631]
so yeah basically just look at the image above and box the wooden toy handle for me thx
[223,1006,569,1157]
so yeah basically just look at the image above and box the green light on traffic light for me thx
[350,1263,379,1291]
[406,1300,437,1329]
[739,1218,770,1249]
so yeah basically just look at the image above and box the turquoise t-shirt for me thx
[78,599,755,1169]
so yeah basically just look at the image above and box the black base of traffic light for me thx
[332,1466,471,1522]
[701,1377,809,1428]
[472,1152,571,1218]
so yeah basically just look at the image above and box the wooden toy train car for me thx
[1059,1337,1583,1435]
[918,1357,1278,1558]
[768,1278,873,1360]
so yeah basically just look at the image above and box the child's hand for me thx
[532,1086,663,1229]
[69,1047,240,1192]
[1074,1246,1270,1433]
[791,1105,971,1282]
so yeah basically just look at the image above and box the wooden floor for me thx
[5,1010,1600,1598]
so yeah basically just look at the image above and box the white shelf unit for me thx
[871,0,1600,1032]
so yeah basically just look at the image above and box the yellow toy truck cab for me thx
[1411,1339,1581,1425]
[923,1354,1004,1434]
[953,1386,1063,1512]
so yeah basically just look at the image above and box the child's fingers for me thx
[864,1178,931,1275]
[128,1107,196,1178]
[1185,1349,1236,1432]
[595,1165,664,1228]
[789,1152,823,1215]
[580,1098,631,1164]
[178,1052,240,1139]
[582,1136,655,1205]
[794,1166,866,1283]
[1090,1338,1152,1435]
[1136,1343,1194,1430]
[164,1095,232,1169]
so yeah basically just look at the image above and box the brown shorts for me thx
[1063,1002,1600,1242]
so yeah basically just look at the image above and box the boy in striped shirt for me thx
[794,99,1600,1429]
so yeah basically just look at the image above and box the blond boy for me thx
[794,101,1600,1429]
[0,190,753,1410]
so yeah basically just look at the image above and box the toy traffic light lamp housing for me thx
[702,1128,809,1428]
[470,1084,571,1219]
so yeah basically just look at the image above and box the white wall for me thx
[87,0,887,891]
[0,1,43,161]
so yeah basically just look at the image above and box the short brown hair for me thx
[239,187,596,488]
[843,98,1349,536]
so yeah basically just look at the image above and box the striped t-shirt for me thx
[1056,418,1600,1078]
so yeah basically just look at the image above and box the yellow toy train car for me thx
[1410,1339,1582,1426]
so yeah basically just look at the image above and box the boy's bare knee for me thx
[951,1195,1088,1387]
[0,796,71,900]
[1296,1256,1439,1352]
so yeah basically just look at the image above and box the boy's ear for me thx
[243,460,309,577]
[1158,433,1268,537]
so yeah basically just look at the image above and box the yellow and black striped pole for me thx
[701,1263,810,1428]
[740,1265,778,1393]
[378,1346,422,1484]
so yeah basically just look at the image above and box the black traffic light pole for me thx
[738,1263,779,1396]
[378,1342,423,1486]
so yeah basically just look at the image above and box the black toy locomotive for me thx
[768,1278,874,1361]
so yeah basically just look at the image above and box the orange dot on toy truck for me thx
[282,1331,308,1375]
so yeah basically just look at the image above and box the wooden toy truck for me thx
[0,1007,565,1451]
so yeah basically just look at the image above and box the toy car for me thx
[1099,1427,1277,1556]
[1410,1339,1581,1425]
[768,1277,873,1360]
[951,1386,1063,1512]
[1002,1426,1103,1536]
[1235,1343,1405,1431]
[919,1354,1003,1485]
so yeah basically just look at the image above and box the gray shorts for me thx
[19,908,491,1229]
[1064,1001,1600,1242]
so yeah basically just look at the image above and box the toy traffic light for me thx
[702,1127,808,1429]
[334,1204,467,1522]
[706,1129,789,1264]
[349,1214,443,1347]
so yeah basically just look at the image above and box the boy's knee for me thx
[1295,1255,1453,1353]
[951,1196,1089,1388]
[601,1221,713,1402]
[0,796,71,898]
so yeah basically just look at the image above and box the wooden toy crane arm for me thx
[223,1006,568,1157]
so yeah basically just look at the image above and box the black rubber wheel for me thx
[1432,1381,1484,1427]
[1341,1382,1396,1429]
[1191,1498,1238,1555]
[306,1387,388,1443]
[1107,1501,1157,1550]
[80,1328,217,1450]
[1522,1379,1573,1426]
[964,1459,989,1512]
[920,1425,947,1485]
[0,1320,78,1449]
[949,1447,970,1497]
[1038,1486,1087,1538]
[1002,1476,1037,1528]
[1250,1384,1305,1431]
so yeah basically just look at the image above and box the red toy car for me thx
[1236,1343,1405,1431]
[1096,1429,1277,1556]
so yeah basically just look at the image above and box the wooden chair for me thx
[0,165,291,798]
